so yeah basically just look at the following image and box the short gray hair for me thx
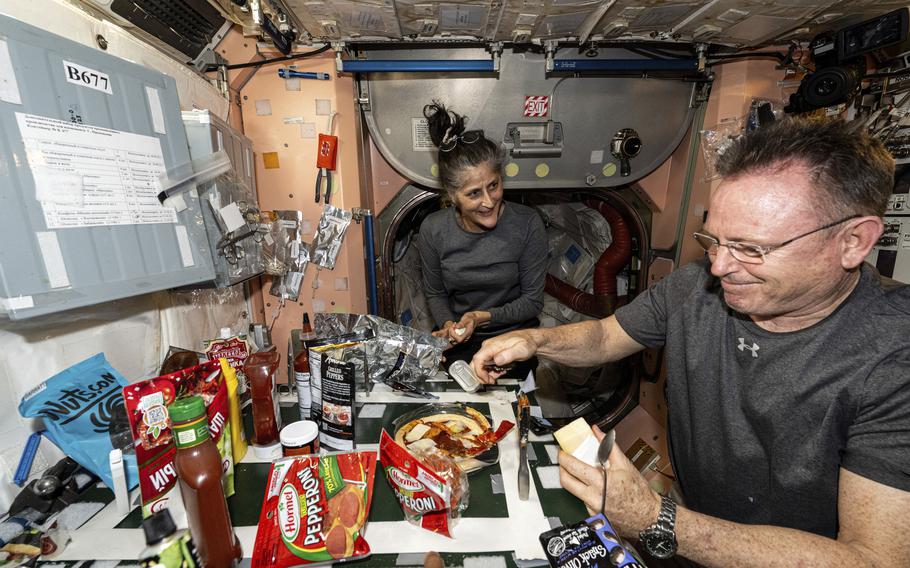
[717,118,894,217]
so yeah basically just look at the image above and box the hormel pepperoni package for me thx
[122,359,235,518]
[252,452,377,567]
[378,430,469,538]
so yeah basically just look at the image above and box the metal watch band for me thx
[655,495,677,532]
[639,495,678,559]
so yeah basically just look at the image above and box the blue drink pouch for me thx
[19,353,138,490]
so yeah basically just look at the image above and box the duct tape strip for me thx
[536,465,562,489]
[145,86,166,134]
[0,296,34,311]
[174,225,195,267]
[464,556,508,568]
[36,231,70,288]
[358,404,386,419]
[0,38,22,105]
[395,553,426,565]
[544,444,559,465]
[548,516,563,529]
[490,473,504,494]
[526,444,537,463]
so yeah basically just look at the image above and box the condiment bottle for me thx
[294,313,316,420]
[168,396,241,568]
[244,349,282,447]
[139,508,200,568]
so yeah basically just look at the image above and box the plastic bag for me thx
[311,205,352,270]
[18,353,138,490]
[314,312,447,388]
[379,430,468,538]
[251,452,377,566]
[701,117,745,181]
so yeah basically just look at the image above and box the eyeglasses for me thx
[692,214,861,264]
[440,129,483,153]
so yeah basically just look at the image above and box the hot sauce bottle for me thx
[294,313,316,420]
[168,396,241,568]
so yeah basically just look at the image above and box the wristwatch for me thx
[639,495,678,559]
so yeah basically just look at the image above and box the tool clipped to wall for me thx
[278,68,331,81]
[315,112,338,204]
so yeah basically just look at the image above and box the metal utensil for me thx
[597,428,616,514]
[517,392,531,500]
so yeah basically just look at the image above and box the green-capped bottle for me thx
[168,396,241,568]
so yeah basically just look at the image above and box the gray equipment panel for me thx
[359,47,697,190]
[0,14,214,319]
[182,110,264,288]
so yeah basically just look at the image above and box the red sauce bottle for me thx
[244,349,282,445]
[168,396,241,568]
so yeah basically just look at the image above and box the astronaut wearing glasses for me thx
[472,118,910,567]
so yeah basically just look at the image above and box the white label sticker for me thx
[219,202,246,233]
[63,60,112,95]
[300,123,317,139]
[0,38,22,105]
[177,429,197,445]
[35,231,70,289]
[255,99,272,116]
[174,225,195,267]
[17,113,176,229]
[411,118,435,152]
[315,99,332,116]
[590,150,604,164]
[165,193,187,213]
[145,86,167,134]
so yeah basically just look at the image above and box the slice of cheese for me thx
[405,423,431,442]
[407,438,437,452]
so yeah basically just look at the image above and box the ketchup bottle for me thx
[168,396,241,568]
[294,313,316,420]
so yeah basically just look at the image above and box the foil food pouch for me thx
[310,205,352,270]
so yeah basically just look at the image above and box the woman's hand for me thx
[557,425,662,538]
[432,321,458,346]
[451,311,490,344]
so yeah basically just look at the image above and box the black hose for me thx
[224,44,332,70]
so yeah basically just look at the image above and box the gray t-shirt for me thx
[615,259,910,537]
[417,201,547,333]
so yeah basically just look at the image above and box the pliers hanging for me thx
[315,167,331,204]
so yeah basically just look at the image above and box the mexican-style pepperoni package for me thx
[378,430,469,538]
[122,359,235,518]
[252,452,377,567]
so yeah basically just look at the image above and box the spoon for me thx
[597,428,616,515]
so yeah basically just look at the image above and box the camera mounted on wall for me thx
[785,7,909,114]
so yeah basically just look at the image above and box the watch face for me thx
[641,528,678,559]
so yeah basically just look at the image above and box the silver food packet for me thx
[269,240,311,300]
[314,313,447,386]
[311,205,352,270]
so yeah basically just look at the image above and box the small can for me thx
[280,420,320,456]
[448,360,482,393]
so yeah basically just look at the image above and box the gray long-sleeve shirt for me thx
[417,202,548,333]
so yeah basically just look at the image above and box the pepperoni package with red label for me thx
[122,360,235,518]
[252,452,377,567]
[378,430,469,538]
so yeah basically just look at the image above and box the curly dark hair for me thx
[423,100,504,196]
[716,117,894,217]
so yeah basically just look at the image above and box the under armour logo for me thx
[737,337,759,358]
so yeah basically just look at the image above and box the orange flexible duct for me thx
[544,199,633,318]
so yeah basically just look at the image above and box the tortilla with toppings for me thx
[394,406,496,465]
